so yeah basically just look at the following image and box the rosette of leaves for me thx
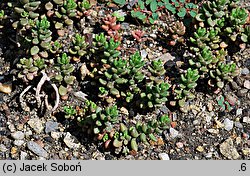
[27,16,52,54]
[241,25,250,43]
[168,20,186,45]
[174,68,200,107]
[194,0,249,45]
[17,57,45,82]
[92,33,121,63]
[51,53,75,95]
[224,7,248,42]
[64,106,77,119]
[189,47,219,73]
[140,82,170,108]
[49,0,78,25]
[98,51,145,103]
[49,40,63,54]
[190,27,222,51]
[209,62,239,88]
[195,0,231,27]
[13,0,41,28]
[148,59,166,81]
[69,33,88,56]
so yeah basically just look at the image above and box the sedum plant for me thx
[174,68,200,107]
[69,33,88,56]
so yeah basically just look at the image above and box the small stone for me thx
[0,144,8,152]
[20,151,28,160]
[208,129,219,134]
[51,132,61,140]
[63,132,80,149]
[205,152,213,158]
[176,142,183,148]
[157,53,175,65]
[149,33,157,39]
[120,107,129,115]
[236,109,243,116]
[13,140,25,146]
[121,22,130,30]
[28,118,44,134]
[242,148,250,156]
[244,80,250,89]
[11,147,18,155]
[169,127,179,139]
[193,119,200,125]
[243,116,250,124]
[234,122,243,128]
[73,91,88,101]
[45,121,58,133]
[11,131,24,140]
[235,137,242,145]
[196,146,204,152]
[220,138,239,159]
[207,102,213,112]
[224,118,234,131]
[8,123,15,132]
[158,153,170,160]
[230,81,239,90]
[172,113,177,121]
[140,50,147,59]
[237,89,248,97]
[27,141,48,158]
[241,68,249,75]
[159,105,169,114]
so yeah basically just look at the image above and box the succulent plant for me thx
[174,68,200,107]
[97,51,145,103]
[190,27,222,51]
[140,82,170,108]
[24,16,52,52]
[102,15,122,42]
[69,33,88,56]
[209,62,239,88]
[17,57,40,82]
[168,20,186,45]
[49,53,76,94]
[64,105,77,119]
[92,33,121,63]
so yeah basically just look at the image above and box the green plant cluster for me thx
[174,68,200,107]
[12,0,91,95]
[128,0,198,24]
[74,100,170,154]
[4,0,249,156]
[91,34,171,109]
[186,0,247,89]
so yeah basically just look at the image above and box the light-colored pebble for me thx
[28,118,44,134]
[159,153,170,160]
[169,128,179,139]
[63,132,80,149]
[11,131,24,140]
[27,141,48,158]
[224,118,234,131]
[244,80,250,89]
[13,140,25,146]
[220,138,239,159]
